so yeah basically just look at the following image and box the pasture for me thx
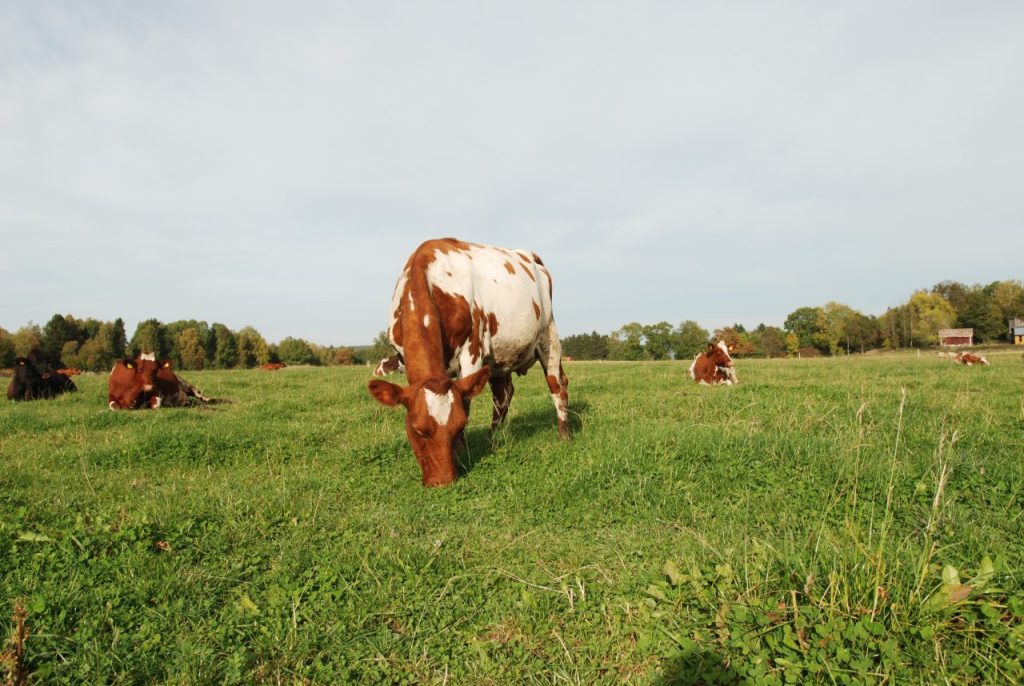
[1,353,1022,684]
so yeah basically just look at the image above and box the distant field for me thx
[2,353,1022,684]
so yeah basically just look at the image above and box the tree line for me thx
[562,279,1024,361]
[3,279,1020,369]
[0,315,379,372]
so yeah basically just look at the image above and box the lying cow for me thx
[372,354,405,376]
[368,238,569,487]
[260,362,287,371]
[57,368,82,376]
[6,357,77,401]
[688,342,738,385]
[108,353,225,409]
[954,352,989,366]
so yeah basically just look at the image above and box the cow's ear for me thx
[160,359,173,369]
[455,366,491,400]
[707,343,716,352]
[368,379,407,407]
[123,359,135,369]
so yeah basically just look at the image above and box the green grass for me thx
[2,353,1023,684]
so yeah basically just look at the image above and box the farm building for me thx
[938,328,974,346]
[1011,318,1024,345]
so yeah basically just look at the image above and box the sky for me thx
[2,2,1022,346]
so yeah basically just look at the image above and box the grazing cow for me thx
[6,357,77,401]
[368,238,569,487]
[372,354,405,376]
[108,353,224,409]
[688,342,738,385]
[260,362,287,371]
[955,352,989,366]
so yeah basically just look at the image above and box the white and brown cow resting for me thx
[368,238,569,487]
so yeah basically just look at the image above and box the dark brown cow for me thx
[372,355,405,376]
[688,341,738,385]
[108,353,224,409]
[7,357,77,401]
[368,238,569,487]
[260,362,287,371]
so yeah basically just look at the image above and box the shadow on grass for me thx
[657,647,744,685]
[455,400,590,476]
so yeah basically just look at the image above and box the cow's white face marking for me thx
[424,388,454,425]
[715,341,733,363]
[140,352,156,361]
[423,314,430,328]
[408,293,415,312]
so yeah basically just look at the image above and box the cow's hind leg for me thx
[538,322,570,440]
[489,375,514,431]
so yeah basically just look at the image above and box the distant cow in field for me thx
[368,238,569,487]
[108,353,225,409]
[260,362,287,371]
[57,368,82,376]
[372,355,405,376]
[688,342,738,385]
[6,357,77,401]
[954,352,989,366]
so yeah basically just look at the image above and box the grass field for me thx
[2,352,1023,684]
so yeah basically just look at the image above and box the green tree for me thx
[931,281,971,317]
[608,323,646,360]
[42,314,82,364]
[365,331,398,364]
[562,331,609,360]
[672,321,709,360]
[177,328,207,370]
[277,337,316,365]
[210,324,239,369]
[958,289,1004,342]
[111,318,128,359]
[642,322,674,360]
[907,291,956,347]
[785,331,800,358]
[751,325,787,358]
[12,324,43,357]
[989,280,1024,336]
[784,307,824,351]
[845,312,881,353]
[131,319,168,358]
[236,326,270,368]
[0,327,15,367]
[815,302,857,355]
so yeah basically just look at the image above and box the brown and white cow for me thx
[954,352,989,366]
[108,353,224,409]
[688,341,738,385]
[368,238,569,487]
[372,354,405,376]
[260,362,287,371]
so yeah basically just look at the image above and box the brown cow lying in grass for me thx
[688,342,739,385]
[108,354,227,409]
[938,351,990,366]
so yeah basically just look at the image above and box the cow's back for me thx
[389,239,556,375]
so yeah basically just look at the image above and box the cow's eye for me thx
[413,426,431,439]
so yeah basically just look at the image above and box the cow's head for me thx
[368,367,491,487]
[108,355,161,409]
[706,341,735,367]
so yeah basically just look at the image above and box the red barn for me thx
[938,328,974,347]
